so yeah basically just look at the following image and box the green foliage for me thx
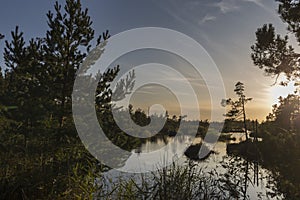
[251,24,297,81]
[4,27,46,127]
[2,0,300,199]
[266,94,300,131]
[44,0,99,127]
[278,0,300,45]
[0,0,120,198]
[92,162,244,200]
[251,1,300,87]
[250,2,300,197]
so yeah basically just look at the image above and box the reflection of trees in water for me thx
[220,155,282,200]
[222,121,282,199]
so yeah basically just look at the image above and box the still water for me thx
[104,133,283,199]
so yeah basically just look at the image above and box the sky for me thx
[0,0,298,121]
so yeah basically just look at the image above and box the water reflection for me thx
[105,133,283,199]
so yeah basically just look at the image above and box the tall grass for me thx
[88,161,244,200]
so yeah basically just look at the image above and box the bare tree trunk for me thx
[242,98,248,140]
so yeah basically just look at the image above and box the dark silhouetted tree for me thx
[222,82,252,140]
[251,24,298,85]
[267,94,299,131]
[251,0,300,132]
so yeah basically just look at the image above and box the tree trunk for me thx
[242,98,248,140]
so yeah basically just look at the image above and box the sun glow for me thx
[269,75,297,105]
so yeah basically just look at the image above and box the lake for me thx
[103,132,283,199]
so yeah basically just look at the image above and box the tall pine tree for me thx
[4,27,45,124]
[221,82,252,140]
[43,0,95,127]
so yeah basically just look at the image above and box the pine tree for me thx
[4,27,45,123]
[251,0,300,132]
[221,82,252,140]
[3,0,127,131]
[269,94,300,131]
[43,0,96,127]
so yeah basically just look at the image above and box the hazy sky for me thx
[0,0,298,121]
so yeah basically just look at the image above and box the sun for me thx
[269,75,297,105]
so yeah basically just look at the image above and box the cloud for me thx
[241,0,274,14]
[199,14,217,25]
[153,0,218,28]
[242,0,264,8]
[214,0,267,14]
[214,0,240,14]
